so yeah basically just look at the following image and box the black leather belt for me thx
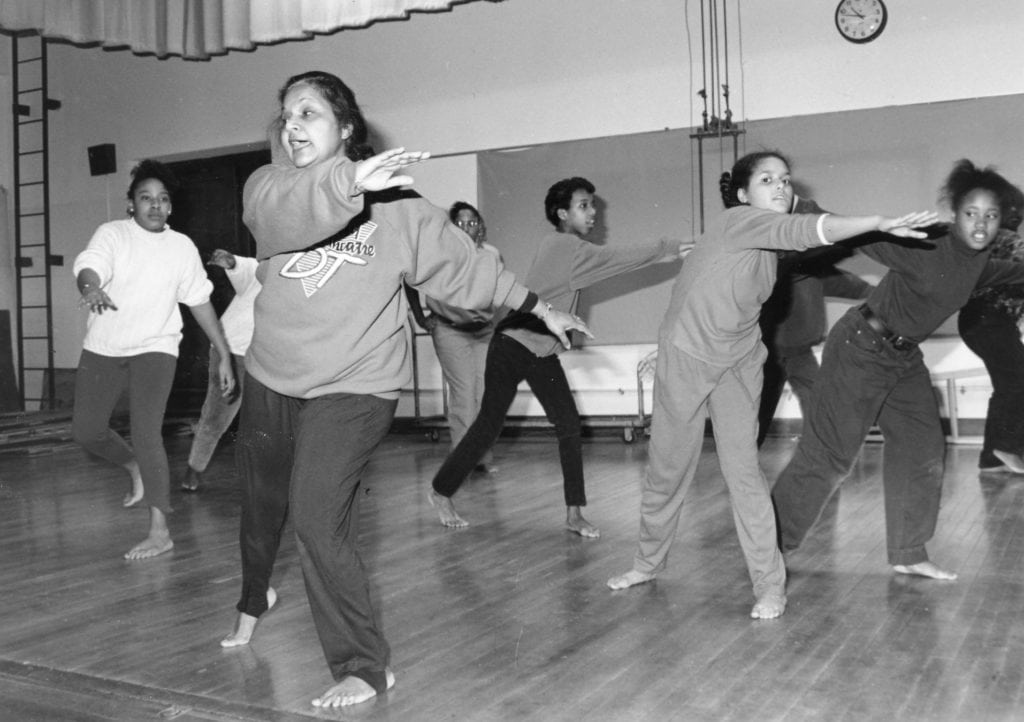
[435,315,490,333]
[857,305,916,351]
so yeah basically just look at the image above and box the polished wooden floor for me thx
[1,419,1023,721]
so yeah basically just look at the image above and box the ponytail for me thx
[720,172,740,208]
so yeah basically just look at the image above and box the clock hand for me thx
[839,10,865,18]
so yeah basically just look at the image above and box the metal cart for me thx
[625,349,658,443]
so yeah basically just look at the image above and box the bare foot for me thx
[607,569,656,590]
[429,490,468,528]
[312,668,395,708]
[566,506,599,538]
[220,588,278,648]
[122,461,144,507]
[124,533,173,560]
[893,561,958,580]
[180,467,203,492]
[993,449,1024,474]
[751,592,787,619]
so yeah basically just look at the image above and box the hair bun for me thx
[351,143,375,161]
[719,172,734,207]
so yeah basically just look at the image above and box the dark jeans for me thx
[757,343,820,446]
[957,304,1024,466]
[771,307,945,566]
[431,333,586,506]
[234,373,397,694]
[71,350,177,513]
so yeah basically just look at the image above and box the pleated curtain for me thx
[0,0,480,59]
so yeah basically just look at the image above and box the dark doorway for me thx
[165,147,269,415]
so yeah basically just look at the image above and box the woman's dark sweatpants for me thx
[235,372,397,694]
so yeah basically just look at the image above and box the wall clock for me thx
[835,0,887,44]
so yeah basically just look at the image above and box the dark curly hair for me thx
[127,159,178,200]
[449,201,482,224]
[941,159,1015,220]
[277,71,375,162]
[719,150,791,209]
[544,177,595,228]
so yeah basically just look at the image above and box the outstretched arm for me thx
[354,148,431,194]
[821,211,939,244]
[571,235,686,290]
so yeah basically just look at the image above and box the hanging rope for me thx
[735,0,747,157]
[693,0,741,137]
[690,0,745,232]
[685,0,699,236]
[711,0,720,131]
[698,0,709,131]
[722,0,732,129]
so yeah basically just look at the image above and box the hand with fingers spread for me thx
[79,286,118,314]
[77,269,118,314]
[354,147,431,194]
[879,211,940,238]
[533,302,595,350]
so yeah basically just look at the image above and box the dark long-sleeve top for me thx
[762,249,874,351]
[962,228,1024,321]
[761,196,874,351]
[660,205,828,364]
[497,230,677,357]
[860,231,1024,343]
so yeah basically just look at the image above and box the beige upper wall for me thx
[43,0,1024,157]
[2,0,1023,365]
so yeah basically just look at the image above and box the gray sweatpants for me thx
[632,340,787,600]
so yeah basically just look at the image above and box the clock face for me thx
[835,0,887,44]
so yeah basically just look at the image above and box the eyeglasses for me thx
[456,219,480,230]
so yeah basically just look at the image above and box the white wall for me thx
[3,0,1023,414]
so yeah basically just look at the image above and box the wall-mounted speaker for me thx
[87,144,116,176]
